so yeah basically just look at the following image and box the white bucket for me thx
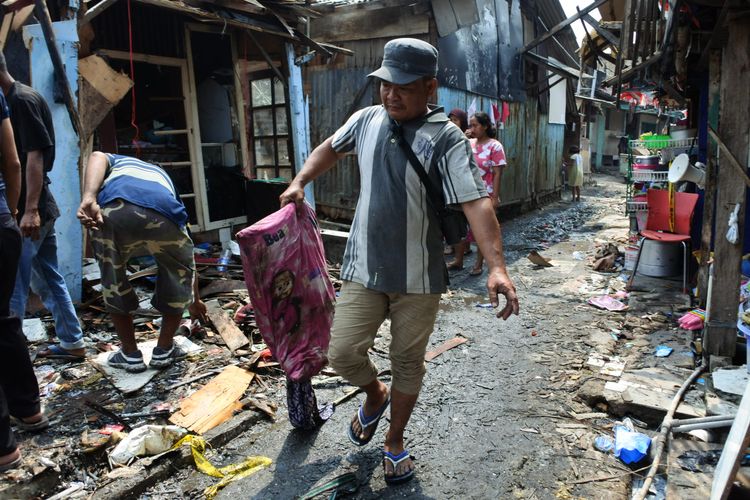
[624,245,639,271]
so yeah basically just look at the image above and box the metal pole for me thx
[672,420,734,433]
[672,414,736,426]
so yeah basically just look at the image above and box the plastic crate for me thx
[626,200,648,213]
[632,171,669,182]
[641,135,671,149]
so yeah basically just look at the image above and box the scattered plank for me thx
[568,465,651,485]
[169,365,254,434]
[205,299,249,353]
[425,337,468,362]
[240,396,277,420]
[711,372,750,499]
[166,368,224,391]
[199,279,247,298]
[569,411,609,421]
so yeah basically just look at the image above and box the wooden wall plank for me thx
[705,20,750,359]
[697,49,722,305]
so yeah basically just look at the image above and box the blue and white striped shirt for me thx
[98,154,188,227]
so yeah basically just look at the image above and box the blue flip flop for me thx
[383,450,414,485]
[347,394,390,446]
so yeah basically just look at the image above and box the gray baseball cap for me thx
[368,38,438,85]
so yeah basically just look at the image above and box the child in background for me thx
[568,145,583,202]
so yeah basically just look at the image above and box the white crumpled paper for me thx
[109,425,187,466]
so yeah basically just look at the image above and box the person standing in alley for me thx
[449,111,508,275]
[0,52,86,359]
[0,88,48,471]
[568,145,583,202]
[77,152,206,372]
[280,38,519,485]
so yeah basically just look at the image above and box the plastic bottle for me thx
[217,248,232,272]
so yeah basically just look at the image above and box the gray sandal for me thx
[11,414,49,432]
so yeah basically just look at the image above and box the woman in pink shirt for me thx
[448,111,507,275]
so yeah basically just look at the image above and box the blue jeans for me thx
[10,220,84,350]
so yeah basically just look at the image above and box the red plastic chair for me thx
[628,189,700,293]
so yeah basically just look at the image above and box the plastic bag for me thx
[236,203,335,381]
[726,203,741,245]
[614,418,651,464]
[109,425,187,465]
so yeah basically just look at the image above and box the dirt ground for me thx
[141,173,642,500]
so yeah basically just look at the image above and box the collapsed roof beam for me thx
[577,7,621,47]
[79,0,119,26]
[536,16,580,69]
[246,30,287,86]
[602,50,662,86]
[519,0,610,55]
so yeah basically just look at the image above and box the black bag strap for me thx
[389,121,446,216]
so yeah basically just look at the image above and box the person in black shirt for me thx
[0,88,47,471]
[0,52,85,358]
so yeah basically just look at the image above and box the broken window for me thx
[249,76,293,180]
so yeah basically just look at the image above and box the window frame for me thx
[248,70,294,179]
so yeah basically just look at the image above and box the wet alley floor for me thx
[144,173,641,500]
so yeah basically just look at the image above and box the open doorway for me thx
[97,58,201,226]
[189,29,247,226]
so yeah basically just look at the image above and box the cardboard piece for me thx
[90,336,201,394]
[169,365,254,434]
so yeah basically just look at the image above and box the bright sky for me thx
[559,0,602,44]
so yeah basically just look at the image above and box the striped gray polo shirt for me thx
[332,105,487,294]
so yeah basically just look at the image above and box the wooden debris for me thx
[240,396,277,420]
[569,411,609,420]
[711,374,750,499]
[78,55,133,138]
[166,368,223,390]
[425,336,468,362]
[568,465,651,485]
[199,279,247,298]
[169,365,255,434]
[206,299,249,353]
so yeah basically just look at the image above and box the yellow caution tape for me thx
[172,435,272,499]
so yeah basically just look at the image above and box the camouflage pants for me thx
[90,200,194,316]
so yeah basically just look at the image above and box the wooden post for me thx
[704,21,750,362]
[33,0,82,138]
[697,49,722,305]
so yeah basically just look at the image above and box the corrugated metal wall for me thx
[437,87,564,206]
[307,38,400,220]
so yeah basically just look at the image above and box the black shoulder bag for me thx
[389,121,465,245]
